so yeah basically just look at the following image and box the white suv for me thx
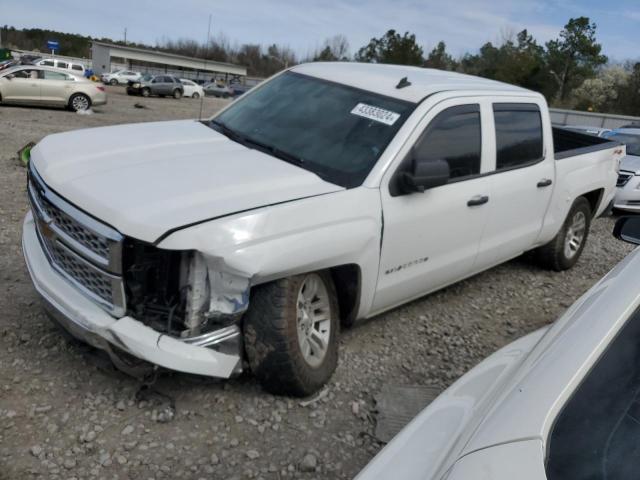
[101,69,142,86]
[36,58,86,75]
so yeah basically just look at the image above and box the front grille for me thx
[36,197,110,259]
[617,171,634,187]
[28,163,126,316]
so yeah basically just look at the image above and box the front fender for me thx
[157,188,383,319]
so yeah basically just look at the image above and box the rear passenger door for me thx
[40,70,73,105]
[374,98,493,312]
[473,100,555,271]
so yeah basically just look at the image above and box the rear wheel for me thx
[173,89,182,99]
[537,197,591,271]
[68,93,91,112]
[244,271,339,397]
[109,78,117,86]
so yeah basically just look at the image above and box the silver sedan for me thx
[0,65,107,111]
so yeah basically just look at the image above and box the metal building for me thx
[91,41,247,83]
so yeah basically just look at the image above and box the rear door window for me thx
[56,61,68,69]
[43,71,69,81]
[41,60,54,66]
[71,64,83,71]
[413,104,482,180]
[493,104,543,170]
[546,306,640,480]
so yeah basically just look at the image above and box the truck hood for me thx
[620,154,640,174]
[31,120,344,243]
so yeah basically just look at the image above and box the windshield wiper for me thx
[209,120,305,167]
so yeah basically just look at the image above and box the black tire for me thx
[222,93,229,99]
[68,93,91,112]
[109,78,118,86]
[244,271,340,397]
[537,197,592,271]
[192,92,200,99]
[141,88,151,97]
[173,89,182,99]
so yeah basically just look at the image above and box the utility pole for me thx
[199,14,212,121]
[124,28,127,45]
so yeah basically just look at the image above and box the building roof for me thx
[91,41,246,76]
[292,62,536,103]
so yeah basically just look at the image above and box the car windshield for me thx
[141,74,152,81]
[604,132,640,156]
[546,306,640,480]
[208,71,415,188]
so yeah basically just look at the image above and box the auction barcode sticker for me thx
[351,103,400,126]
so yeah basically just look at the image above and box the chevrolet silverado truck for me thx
[22,63,624,396]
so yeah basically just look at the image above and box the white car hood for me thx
[31,120,343,243]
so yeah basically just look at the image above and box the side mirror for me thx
[401,158,450,193]
[613,216,640,245]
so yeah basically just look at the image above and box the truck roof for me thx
[291,62,536,103]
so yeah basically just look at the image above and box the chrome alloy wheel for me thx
[72,95,90,111]
[296,274,332,368]
[564,210,586,259]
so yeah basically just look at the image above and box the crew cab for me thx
[22,63,623,396]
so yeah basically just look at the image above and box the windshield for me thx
[604,132,640,156]
[209,71,415,188]
[141,74,152,81]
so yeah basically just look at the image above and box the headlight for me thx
[132,83,141,88]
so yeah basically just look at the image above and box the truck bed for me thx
[553,127,620,160]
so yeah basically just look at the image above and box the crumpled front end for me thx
[22,210,244,379]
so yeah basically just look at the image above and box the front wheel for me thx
[109,78,118,86]
[192,92,200,99]
[537,197,592,271]
[141,88,151,97]
[244,271,339,397]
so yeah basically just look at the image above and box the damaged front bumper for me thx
[22,212,243,378]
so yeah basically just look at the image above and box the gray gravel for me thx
[0,86,634,479]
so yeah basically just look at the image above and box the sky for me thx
[4,0,640,62]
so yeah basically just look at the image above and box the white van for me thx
[36,58,86,75]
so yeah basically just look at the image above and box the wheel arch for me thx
[579,188,604,218]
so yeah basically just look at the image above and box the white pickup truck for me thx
[22,63,624,396]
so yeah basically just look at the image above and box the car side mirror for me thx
[401,157,450,193]
[613,216,640,245]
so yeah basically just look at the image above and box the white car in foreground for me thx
[22,63,623,396]
[610,128,640,212]
[357,215,640,480]
[180,79,205,99]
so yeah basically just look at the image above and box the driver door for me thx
[1,68,42,103]
[372,98,493,312]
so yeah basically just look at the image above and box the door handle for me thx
[537,178,553,188]
[467,195,489,207]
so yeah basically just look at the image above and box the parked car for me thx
[126,74,184,98]
[36,58,86,75]
[0,65,106,111]
[19,54,42,65]
[606,128,640,212]
[179,78,205,99]
[101,69,141,86]
[22,63,623,397]
[203,82,233,98]
[0,59,17,72]
[357,215,640,480]
[229,83,253,97]
[561,125,611,137]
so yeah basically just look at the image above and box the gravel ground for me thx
[0,86,634,480]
